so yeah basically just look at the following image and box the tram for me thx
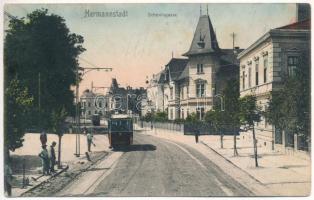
[108,114,133,148]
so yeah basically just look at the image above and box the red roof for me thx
[276,19,310,30]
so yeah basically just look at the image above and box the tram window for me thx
[110,120,132,131]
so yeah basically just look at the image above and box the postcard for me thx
[2,2,311,197]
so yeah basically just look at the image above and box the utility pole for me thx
[38,72,41,131]
[231,32,239,156]
[75,67,80,157]
[74,66,112,157]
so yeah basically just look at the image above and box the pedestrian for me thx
[86,131,95,152]
[39,145,50,175]
[49,141,57,173]
[4,163,12,197]
[83,127,88,135]
[40,130,47,146]
[195,130,200,143]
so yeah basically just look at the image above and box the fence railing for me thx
[138,120,239,136]
[139,121,184,133]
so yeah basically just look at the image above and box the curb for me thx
[20,165,69,196]
[200,141,265,186]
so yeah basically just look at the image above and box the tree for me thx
[239,95,262,167]
[266,51,310,150]
[205,78,240,154]
[51,107,67,168]
[222,78,240,156]
[142,112,154,122]
[4,9,85,132]
[154,111,168,122]
[4,79,33,157]
[205,109,225,148]
[185,113,200,124]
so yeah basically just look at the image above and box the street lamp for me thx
[74,66,112,157]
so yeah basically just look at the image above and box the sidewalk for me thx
[10,133,110,197]
[201,134,311,196]
[136,125,311,196]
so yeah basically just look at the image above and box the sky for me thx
[4,3,297,95]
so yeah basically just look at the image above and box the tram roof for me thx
[110,114,131,119]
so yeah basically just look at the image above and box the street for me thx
[58,131,253,197]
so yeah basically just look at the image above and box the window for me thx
[196,83,205,97]
[255,61,259,86]
[88,102,91,107]
[181,109,184,119]
[181,87,184,99]
[170,88,173,100]
[263,57,268,83]
[242,71,245,90]
[196,107,205,120]
[248,67,252,88]
[287,56,298,77]
[99,102,102,107]
[197,64,204,74]
[95,110,97,114]
[186,86,189,98]
[88,110,91,115]
[170,109,173,119]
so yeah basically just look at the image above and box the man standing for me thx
[39,145,50,175]
[86,131,95,152]
[40,130,47,146]
[49,142,57,173]
[195,130,200,143]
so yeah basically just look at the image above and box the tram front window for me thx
[110,120,132,132]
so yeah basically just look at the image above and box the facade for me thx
[80,89,108,120]
[108,78,146,116]
[238,19,310,152]
[145,72,166,114]
[144,13,241,121]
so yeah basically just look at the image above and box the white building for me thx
[80,89,108,120]
[238,19,310,152]
[145,72,166,114]
[145,12,241,121]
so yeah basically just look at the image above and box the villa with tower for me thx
[144,8,242,120]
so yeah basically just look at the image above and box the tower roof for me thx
[183,15,220,56]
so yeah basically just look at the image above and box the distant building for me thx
[145,72,166,114]
[80,89,108,120]
[238,19,310,152]
[108,78,146,116]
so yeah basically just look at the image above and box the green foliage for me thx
[173,118,185,124]
[265,51,310,138]
[222,78,240,126]
[204,78,240,132]
[185,113,200,124]
[141,112,154,122]
[51,107,68,136]
[204,110,224,132]
[4,8,85,132]
[154,111,168,122]
[4,78,33,151]
[239,95,262,128]
[142,111,168,122]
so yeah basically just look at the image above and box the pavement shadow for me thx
[112,144,157,152]
[10,155,41,174]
